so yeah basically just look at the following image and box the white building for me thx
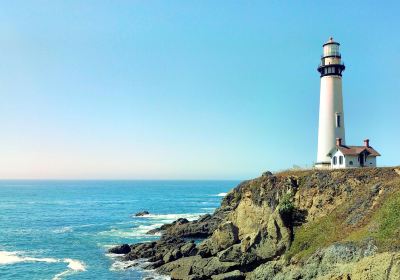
[315,37,381,169]
[328,138,380,169]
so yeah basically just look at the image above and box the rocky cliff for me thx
[110,167,400,279]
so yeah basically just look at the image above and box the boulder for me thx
[180,241,198,257]
[124,242,157,260]
[108,244,131,254]
[158,256,201,279]
[218,244,242,262]
[153,209,230,238]
[197,221,240,258]
[200,257,239,277]
[211,270,245,280]
[262,171,273,178]
[165,214,223,238]
[209,221,239,254]
[124,237,188,262]
[157,256,239,279]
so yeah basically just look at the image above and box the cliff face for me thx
[110,167,400,280]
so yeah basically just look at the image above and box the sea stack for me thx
[316,37,346,168]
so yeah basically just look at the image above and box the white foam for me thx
[215,192,227,197]
[98,222,164,238]
[65,258,86,271]
[52,226,73,234]
[102,244,118,250]
[0,251,58,265]
[110,259,138,271]
[0,251,86,280]
[52,259,86,280]
[134,213,204,222]
[107,256,170,279]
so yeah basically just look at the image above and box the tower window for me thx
[336,115,341,127]
[333,156,337,165]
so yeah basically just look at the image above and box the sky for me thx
[0,1,399,179]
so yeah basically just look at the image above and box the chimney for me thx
[364,139,370,147]
[336,138,342,146]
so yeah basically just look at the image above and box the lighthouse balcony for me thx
[317,63,345,77]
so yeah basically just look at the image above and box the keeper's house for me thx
[328,138,381,169]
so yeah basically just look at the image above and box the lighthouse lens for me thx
[324,44,340,57]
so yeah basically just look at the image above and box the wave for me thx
[215,192,227,197]
[98,223,164,238]
[133,213,204,222]
[109,259,138,271]
[107,255,170,279]
[52,258,86,280]
[0,251,86,280]
[52,226,73,234]
[0,251,58,265]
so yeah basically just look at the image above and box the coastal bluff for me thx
[110,167,400,279]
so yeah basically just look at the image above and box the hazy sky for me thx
[0,1,399,179]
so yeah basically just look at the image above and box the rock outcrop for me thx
[134,211,150,216]
[147,209,229,238]
[109,167,400,279]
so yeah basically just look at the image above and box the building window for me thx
[333,156,337,165]
[349,161,353,165]
[339,156,343,164]
[336,114,341,127]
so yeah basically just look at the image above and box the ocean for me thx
[0,180,238,279]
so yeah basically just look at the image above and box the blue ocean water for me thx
[0,180,238,279]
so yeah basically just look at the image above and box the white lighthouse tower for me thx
[315,37,346,168]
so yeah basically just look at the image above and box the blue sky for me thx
[0,1,399,179]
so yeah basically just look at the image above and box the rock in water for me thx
[108,244,131,254]
[134,211,150,216]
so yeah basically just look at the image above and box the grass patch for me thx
[288,187,400,261]
[286,214,342,261]
[374,190,400,242]
[346,189,400,250]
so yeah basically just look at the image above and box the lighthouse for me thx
[315,37,346,168]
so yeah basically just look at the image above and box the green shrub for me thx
[279,193,295,225]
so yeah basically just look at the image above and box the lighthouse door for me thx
[359,154,365,166]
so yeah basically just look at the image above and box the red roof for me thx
[336,145,381,157]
